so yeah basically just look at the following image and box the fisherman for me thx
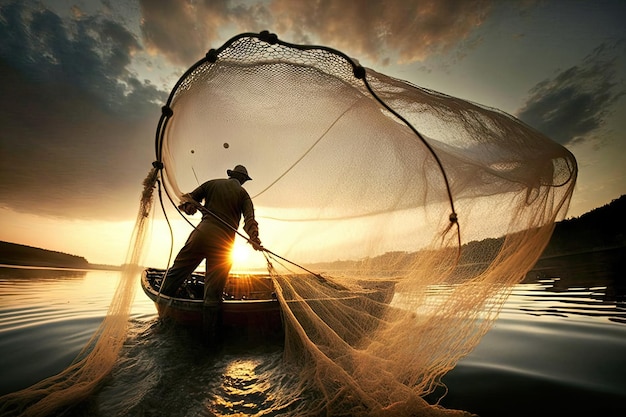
[160,164,262,339]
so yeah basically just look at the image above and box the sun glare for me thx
[228,238,269,273]
[230,240,251,264]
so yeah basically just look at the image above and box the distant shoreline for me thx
[0,263,122,272]
[1,195,623,271]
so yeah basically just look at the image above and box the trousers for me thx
[159,220,234,304]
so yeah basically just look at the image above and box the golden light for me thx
[228,237,269,273]
[230,239,251,265]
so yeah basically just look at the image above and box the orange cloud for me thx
[139,0,493,66]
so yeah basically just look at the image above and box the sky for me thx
[0,0,625,266]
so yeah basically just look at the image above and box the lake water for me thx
[0,248,624,417]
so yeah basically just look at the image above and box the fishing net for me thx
[0,31,576,416]
[153,32,576,416]
[0,199,152,417]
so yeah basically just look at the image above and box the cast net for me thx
[0,31,577,417]
[153,32,576,416]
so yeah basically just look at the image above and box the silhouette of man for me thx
[160,164,262,308]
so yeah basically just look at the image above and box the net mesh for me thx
[0,32,576,416]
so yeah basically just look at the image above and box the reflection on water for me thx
[87,318,294,417]
[518,247,626,325]
[1,249,625,417]
[526,247,625,298]
[506,277,626,324]
[218,359,266,412]
[0,264,88,280]
[211,354,297,416]
[434,248,626,417]
[0,267,153,398]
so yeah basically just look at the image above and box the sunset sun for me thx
[230,240,251,265]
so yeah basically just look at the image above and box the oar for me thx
[179,199,346,289]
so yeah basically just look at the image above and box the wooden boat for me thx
[141,268,284,339]
[142,268,397,345]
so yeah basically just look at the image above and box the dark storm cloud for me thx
[139,0,492,67]
[0,1,168,220]
[516,41,626,146]
[0,2,164,117]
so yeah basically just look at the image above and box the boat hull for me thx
[141,268,283,338]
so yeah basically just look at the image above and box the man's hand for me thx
[178,202,197,215]
[250,236,263,251]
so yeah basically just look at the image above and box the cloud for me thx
[0,0,541,222]
[0,1,167,220]
[516,40,626,146]
[139,0,272,67]
[274,0,492,65]
[138,0,493,67]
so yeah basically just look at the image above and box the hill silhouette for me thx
[0,241,120,270]
[306,195,626,273]
[0,241,89,269]
[544,194,626,256]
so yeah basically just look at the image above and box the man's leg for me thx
[160,230,204,296]
[202,301,222,348]
[202,248,232,345]
[203,260,231,302]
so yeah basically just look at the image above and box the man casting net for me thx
[0,31,577,417]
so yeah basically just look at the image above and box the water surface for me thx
[0,249,624,416]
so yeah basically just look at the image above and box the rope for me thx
[183,200,346,288]
[358,69,462,254]
[155,178,175,299]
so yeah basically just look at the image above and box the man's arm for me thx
[178,193,199,215]
[242,193,262,250]
[177,181,210,215]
